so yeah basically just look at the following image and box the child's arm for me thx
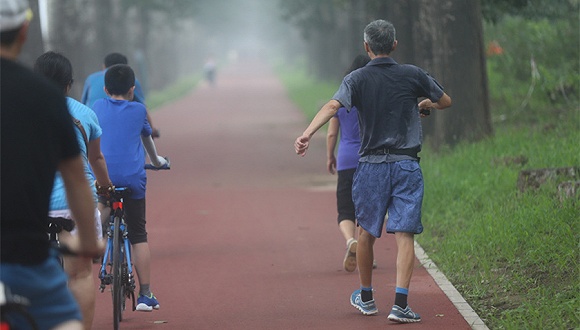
[141,135,167,167]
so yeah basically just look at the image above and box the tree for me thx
[386,0,493,147]
[19,0,44,67]
[281,0,493,148]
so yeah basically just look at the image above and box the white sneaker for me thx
[343,239,357,272]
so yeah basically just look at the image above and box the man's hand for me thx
[418,99,433,117]
[294,135,310,156]
[95,181,114,199]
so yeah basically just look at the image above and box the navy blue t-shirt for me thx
[332,57,444,161]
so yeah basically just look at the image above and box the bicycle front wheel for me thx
[112,216,122,330]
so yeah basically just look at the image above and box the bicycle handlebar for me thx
[144,157,171,170]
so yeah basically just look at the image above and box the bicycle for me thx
[0,281,39,330]
[98,159,170,330]
[47,216,75,267]
[2,222,88,330]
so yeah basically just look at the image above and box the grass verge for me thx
[419,119,579,329]
[147,74,201,111]
[274,63,338,121]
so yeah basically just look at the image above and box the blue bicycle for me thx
[98,186,134,330]
[98,159,170,330]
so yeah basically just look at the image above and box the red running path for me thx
[92,60,473,329]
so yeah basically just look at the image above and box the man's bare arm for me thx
[295,100,342,156]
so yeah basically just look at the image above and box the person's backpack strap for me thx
[72,117,89,154]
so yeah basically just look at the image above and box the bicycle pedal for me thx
[101,275,112,285]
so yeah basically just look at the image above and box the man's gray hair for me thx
[363,20,396,55]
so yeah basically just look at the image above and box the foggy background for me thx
[18,0,578,148]
[23,0,307,98]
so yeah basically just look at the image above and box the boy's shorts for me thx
[353,160,424,238]
[99,196,147,244]
[124,198,147,244]
[48,208,102,239]
[1,251,82,329]
[336,168,356,224]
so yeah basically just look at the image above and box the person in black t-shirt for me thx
[0,1,102,329]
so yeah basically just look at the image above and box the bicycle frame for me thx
[98,187,135,329]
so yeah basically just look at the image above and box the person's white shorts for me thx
[48,208,102,239]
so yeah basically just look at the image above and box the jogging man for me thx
[294,19,452,323]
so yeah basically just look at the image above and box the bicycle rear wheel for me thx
[112,216,122,330]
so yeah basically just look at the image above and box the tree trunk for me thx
[19,0,44,67]
[365,0,493,149]
[414,0,493,148]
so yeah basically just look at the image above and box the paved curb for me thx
[414,241,490,330]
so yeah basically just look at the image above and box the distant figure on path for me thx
[204,55,217,86]
[294,19,452,324]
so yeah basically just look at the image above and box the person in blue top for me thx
[93,64,168,312]
[326,54,370,273]
[33,51,114,330]
[295,20,452,324]
[81,52,159,137]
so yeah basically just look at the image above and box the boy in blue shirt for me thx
[93,64,167,311]
[82,52,159,137]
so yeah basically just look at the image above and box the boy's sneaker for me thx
[350,289,378,315]
[387,305,421,323]
[343,239,357,272]
[136,293,160,311]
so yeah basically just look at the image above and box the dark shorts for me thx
[336,168,356,224]
[1,251,81,329]
[124,198,147,244]
[353,160,424,237]
[100,196,147,244]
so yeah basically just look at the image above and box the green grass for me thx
[147,74,201,111]
[274,63,338,121]
[419,120,579,329]
[276,66,580,329]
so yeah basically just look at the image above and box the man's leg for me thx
[52,320,83,330]
[395,232,415,291]
[63,256,95,330]
[357,228,376,288]
[60,231,96,330]
[349,228,378,315]
[387,231,421,323]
